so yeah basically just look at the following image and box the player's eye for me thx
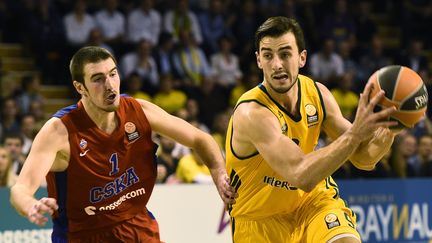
[93,76,104,82]
[263,53,272,59]
[280,52,290,59]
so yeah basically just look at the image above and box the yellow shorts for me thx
[231,198,360,243]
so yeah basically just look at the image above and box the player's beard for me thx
[267,76,297,94]
[102,91,120,112]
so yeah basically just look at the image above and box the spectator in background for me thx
[152,32,177,78]
[309,38,344,88]
[320,0,356,48]
[1,98,21,136]
[0,146,17,187]
[400,0,432,48]
[392,133,417,178]
[398,38,430,83]
[172,30,211,86]
[353,0,377,58]
[27,0,66,84]
[3,133,25,176]
[408,116,432,139]
[176,150,212,184]
[330,72,359,121]
[170,106,209,161]
[228,0,263,67]
[63,0,96,47]
[28,100,48,131]
[127,0,161,46]
[20,114,36,156]
[153,75,188,114]
[86,28,115,55]
[156,135,180,183]
[14,73,44,116]
[416,135,432,177]
[211,110,230,155]
[409,134,432,177]
[94,0,125,46]
[210,35,243,91]
[338,40,362,92]
[123,72,151,101]
[194,78,230,129]
[198,0,230,55]
[229,68,261,107]
[358,35,392,86]
[163,0,202,45]
[184,98,209,132]
[170,109,192,160]
[338,40,358,75]
[120,39,159,95]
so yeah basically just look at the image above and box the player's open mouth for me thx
[272,74,289,80]
[106,93,117,102]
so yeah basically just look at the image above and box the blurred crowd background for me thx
[0,0,431,187]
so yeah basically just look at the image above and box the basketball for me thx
[367,65,428,128]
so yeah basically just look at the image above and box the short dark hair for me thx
[69,46,117,84]
[255,16,305,53]
[3,132,24,146]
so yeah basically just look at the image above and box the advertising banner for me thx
[338,179,432,243]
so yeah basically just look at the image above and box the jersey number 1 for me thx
[109,153,119,176]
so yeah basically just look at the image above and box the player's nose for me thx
[272,55,283,71]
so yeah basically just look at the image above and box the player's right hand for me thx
[27,197,58,226]
[350,81,397,141]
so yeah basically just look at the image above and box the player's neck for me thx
[264,82,299,114]
[81,99,118,134]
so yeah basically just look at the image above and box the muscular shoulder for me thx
[42,117,68,138]
[135,98,151,109]
[233,102,279,138]
[35,117,69,153]
[235,102,271,121]
[135,98,160,119]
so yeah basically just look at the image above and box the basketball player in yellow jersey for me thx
[226,16,398,243]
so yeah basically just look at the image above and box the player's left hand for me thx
[215,172,237,205]
[351,127,395,170]
[27,197,58,226]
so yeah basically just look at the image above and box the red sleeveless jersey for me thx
[46,96,157,236]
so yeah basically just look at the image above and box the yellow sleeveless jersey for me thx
[226,75,340,219]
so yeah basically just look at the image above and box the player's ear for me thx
[256,51,263,69]
[299,50,307,68]
[73,80,88,97]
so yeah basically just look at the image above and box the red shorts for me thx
[67,209,161,243]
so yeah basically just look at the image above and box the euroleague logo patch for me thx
[305,104,318,125]
[324,213,340,229]
[125,122,140,142]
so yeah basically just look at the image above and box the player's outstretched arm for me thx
[10,118,67,226]
[138,99,237,204]
[318,82,397,170]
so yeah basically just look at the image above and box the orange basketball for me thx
[367,65,428,128]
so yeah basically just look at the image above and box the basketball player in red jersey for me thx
[10,46,237,242]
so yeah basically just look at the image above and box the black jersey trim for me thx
[257,80,302,122]
[313,81,327,121]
